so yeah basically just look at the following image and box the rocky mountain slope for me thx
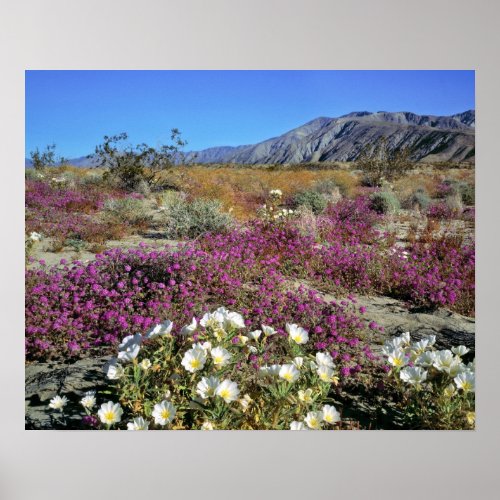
[25,110,475,167]
[187,110,475,164]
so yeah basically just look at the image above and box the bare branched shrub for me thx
[357,137,413,187]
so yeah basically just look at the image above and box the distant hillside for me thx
[25,110,475,167]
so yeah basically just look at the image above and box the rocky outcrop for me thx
[25,356,109,429]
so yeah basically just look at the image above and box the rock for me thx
[352,295,475,352]
[25,356,109,429]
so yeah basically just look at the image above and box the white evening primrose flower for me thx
[293,357,304,369]
[304,411,323,430]
[200,310,225,329]
[290,421,307,430]
[415,351,436,367]
[104,358,125,380]
[261,324,277,337]
[80,391,96,410]
[322,405,341,424]
[238,335,249,345]
[399,332,411,345]
[48,395,68,410]
[239,394,252,412]
[279,364,300,383]
[466,411,475,426]
[444,384,457,398]
[383,337,405,352]
[454,371,475,393]
[201,421,214,431]
[248,330,262,341]
[145,320,173,339]
[152,400,176,426]
[411,339,430,356]
[140,358,152,371]
[315,352,335,368]
[298,388,314,404]
[196,376,220,399]
[286,324,309,345]
[211,346,232,367]
[181,346,207,373]
[248,345,258,354]
[97,401,123,425]
[127,417,149,430]
[223,311,246,330]
[215,379,240,403]
[259,365,280,378]
[317,365,336,383]
[433,350,457,373]
[400,366,428,386]
[426,334,437,347]
[117,333,142,362]
[180,317,197,336]
[452,345,470,358]
[387,349,408,368]
[29,231,42,241]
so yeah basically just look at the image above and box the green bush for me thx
[403,187,431,211]
[369,191,400,214]
[161,196,234,239]
[458,182,475,205]
[291,190,328,214]
[103,198,152,228]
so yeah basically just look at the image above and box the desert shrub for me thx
[103,198,152,229]
[94,130,187,191]
[312,179,338,195]
[291,190,327,214]
[369,191,400,214]
[445,193,463,213]
[357,137,413,187]
[161,197,234,239]
[458,182,475,205]
[402,187,431,211]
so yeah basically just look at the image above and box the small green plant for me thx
[103,198,152,229]
[30,144,57,170]
[458,182,475,205]
[369,191,401,214]
[291,190,328,214]
[403,187,431,211]
[161,196,234,239]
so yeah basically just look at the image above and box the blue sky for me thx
[25,70,475,158]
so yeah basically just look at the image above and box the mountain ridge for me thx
[25,110,475,167]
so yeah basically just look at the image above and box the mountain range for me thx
[25,110,475,167]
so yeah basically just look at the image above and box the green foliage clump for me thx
[103,198,152,229]
[291,190,328,214]
[161,195,234,239]
[403,187,431,211]
[458,182,475,205]
[369,191,400,214]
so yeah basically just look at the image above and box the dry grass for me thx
[169,166,360,219]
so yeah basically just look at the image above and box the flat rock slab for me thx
[25,356,109,429]
[336,294,475,352]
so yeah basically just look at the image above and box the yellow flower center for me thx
[214,356,223,364]
[219,389,230,400]
[292,335,301,343]
[393,358,403,367]
[161,409,170,420]
[461,381,471,391]
[104,411,115,422]
[190,359,201,369]
[283,373,293,381]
